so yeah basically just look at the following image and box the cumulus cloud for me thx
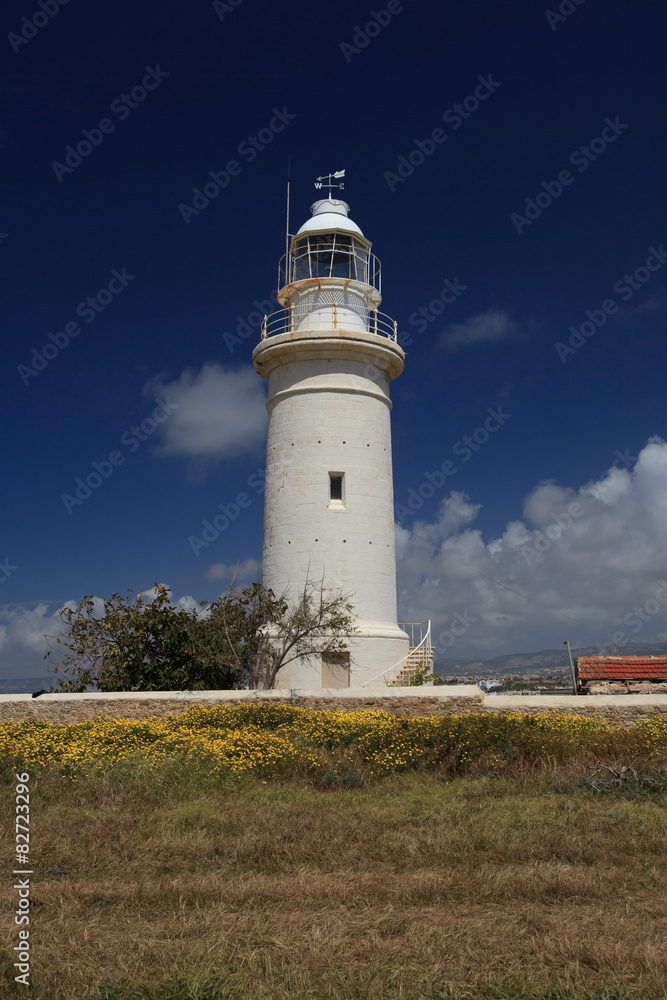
[205,558,261,586]
[0,602,78,684]
[145,363,266,460]
[439,309,521,350]
[397,437,667,659]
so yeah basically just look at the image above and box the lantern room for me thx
[286,199,374,286]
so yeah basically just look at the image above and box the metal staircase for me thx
[361,621,433,687]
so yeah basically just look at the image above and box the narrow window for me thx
[329,474,343,501]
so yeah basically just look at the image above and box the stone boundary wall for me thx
[1,686,667,727]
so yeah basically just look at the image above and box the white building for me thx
[252,192,430,688]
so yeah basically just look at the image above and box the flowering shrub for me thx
[1,706,666,783]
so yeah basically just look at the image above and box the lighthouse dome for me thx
[296,198,365,239]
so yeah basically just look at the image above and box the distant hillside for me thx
[436,642,667,678]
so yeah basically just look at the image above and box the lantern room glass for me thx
[293,233,369,283]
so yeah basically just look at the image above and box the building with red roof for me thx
[575,655,667,693]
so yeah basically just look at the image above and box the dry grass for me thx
[0,755,666,1000]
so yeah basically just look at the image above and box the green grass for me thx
[1,752,666,999]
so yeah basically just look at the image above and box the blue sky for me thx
[3,0,667,684]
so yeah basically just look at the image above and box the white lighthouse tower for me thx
[252,179,412,688]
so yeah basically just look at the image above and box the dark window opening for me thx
[330,475,343,501]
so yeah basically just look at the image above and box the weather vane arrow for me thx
[314,170,345,196]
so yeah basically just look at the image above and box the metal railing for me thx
[260,304,398,342]
[361,621,432,688]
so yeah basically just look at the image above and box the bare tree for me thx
[196,578,358,689]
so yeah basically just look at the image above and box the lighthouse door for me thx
[321,652,350,688]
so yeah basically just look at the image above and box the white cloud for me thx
[397,438,667,658]
[145,363,266,460]
[0,602,72,683]
[205,558,260,586]
[439,309,521,350]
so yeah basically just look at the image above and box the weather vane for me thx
[314,170,345,196]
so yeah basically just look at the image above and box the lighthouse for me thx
[252,181,412,688]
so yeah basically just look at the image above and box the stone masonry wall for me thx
[1,687,667,728]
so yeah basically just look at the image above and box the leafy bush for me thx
[45,584,239,692]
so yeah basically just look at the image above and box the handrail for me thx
[361,621,432,687]
[260,305,398,342]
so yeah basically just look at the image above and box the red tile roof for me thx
[576,655,667,680]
